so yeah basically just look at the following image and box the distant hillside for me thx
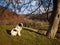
[25,12,52,21]
[0,6,26,25]
[0,6,52,25]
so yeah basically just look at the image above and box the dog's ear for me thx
[18,24,21,26]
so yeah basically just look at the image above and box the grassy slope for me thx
[0,25,60,45]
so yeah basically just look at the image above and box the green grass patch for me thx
[0,25,60,45]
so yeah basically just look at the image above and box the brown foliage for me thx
[0,6,26,25]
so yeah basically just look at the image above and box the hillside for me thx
[0,6,26,25]
[0,25,60,45]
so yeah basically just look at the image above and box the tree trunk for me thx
[46,0,60,39]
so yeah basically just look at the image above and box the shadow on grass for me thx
[23,28,42,35]
[6,30,11,35]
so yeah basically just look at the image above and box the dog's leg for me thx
[17,31,21,36]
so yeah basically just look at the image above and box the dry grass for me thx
[0,25,60,45]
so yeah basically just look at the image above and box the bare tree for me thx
[46,0,60,39]
[0,0,52,14]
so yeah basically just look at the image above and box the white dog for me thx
[11,23,23,36]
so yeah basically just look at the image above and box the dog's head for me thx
[18,23,23,27]
[18,24,21,26]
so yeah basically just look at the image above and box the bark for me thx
[46,0,60,39]
[47,14,60,39]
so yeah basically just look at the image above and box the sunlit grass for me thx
[0,25,60,45]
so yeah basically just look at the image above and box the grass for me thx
[0,25,60,45]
